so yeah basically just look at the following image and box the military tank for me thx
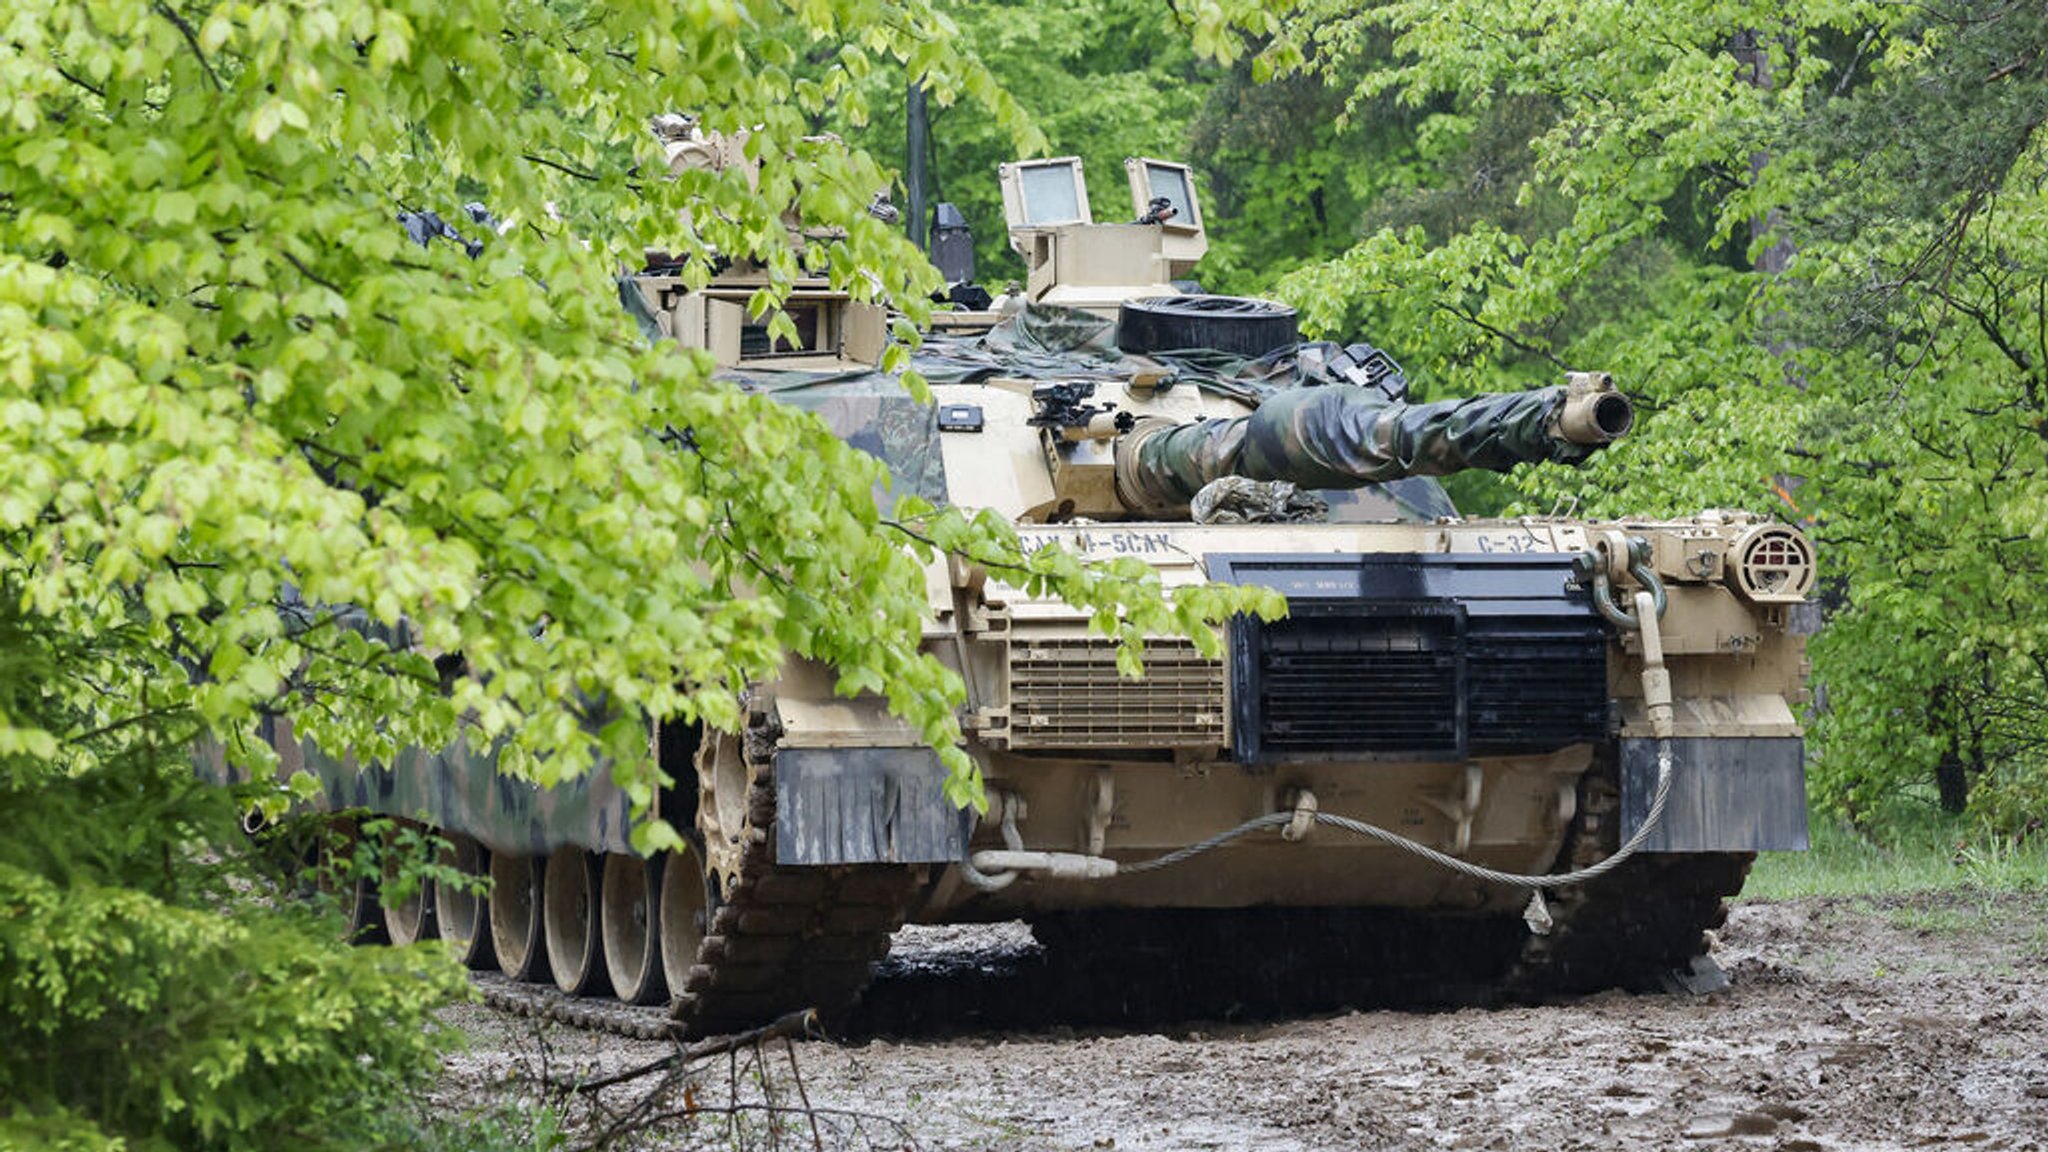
[271,144,1814,1035]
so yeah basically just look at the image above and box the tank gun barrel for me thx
[1114,371,1631,516]
[1555,372,1633,445]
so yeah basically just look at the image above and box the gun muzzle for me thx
[1556,372,1633,445]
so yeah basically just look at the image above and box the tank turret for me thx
[1114,372,1632,516]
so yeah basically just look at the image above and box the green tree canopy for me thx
[0,0,1279,1145]
[0,0,1271,833]
[1236,0,2048,823]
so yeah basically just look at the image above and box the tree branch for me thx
[53,65,107,99]
[1434,300,1572,371]
[280,250,342,294]
[559,1009,817,1094]
[524,153,603,182]
[154,2,225,92]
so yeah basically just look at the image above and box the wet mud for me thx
[439,890,2048,1150]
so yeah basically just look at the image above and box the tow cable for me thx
[962,583,1678,939]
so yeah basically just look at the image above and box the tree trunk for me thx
[1935,743,1970,813]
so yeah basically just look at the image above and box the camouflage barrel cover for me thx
[1118,386,1591,514]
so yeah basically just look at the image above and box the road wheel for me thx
[316,820,386,944]
[380,876,434,946]
[488,852,550,983]
[432,835,495,969]
[543,848,611,997]
[602,854,669,1005]
[379,824,436,946]
[659,847,713,1000]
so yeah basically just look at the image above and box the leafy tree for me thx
[1774,3,2048,825]
[1,0,1268,853]
[1188,60,1409,296]
[0,0,1277,1144]
[1244,0,2048,827]
[0,577,468,1150]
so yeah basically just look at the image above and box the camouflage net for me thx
[1188,477,1329,524]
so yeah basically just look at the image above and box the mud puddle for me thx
[437,890,2048,1150]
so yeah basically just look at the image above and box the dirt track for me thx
[438,890,2048,1150]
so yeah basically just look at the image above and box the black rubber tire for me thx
[1116,294,1299,359]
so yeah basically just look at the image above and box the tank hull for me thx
[742,517,1806,922]
[237,502,1808,1034]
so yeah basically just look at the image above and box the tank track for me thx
[1501,763,1754,999]
[474,971,676,1040]
[671,760,925,1038]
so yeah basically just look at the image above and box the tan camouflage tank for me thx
[266,144,1815,1035]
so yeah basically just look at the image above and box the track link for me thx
[673,756,924,1038]
[474,971,676,1040]
[1503,763,1753,999]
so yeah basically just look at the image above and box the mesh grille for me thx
[1253,615,1460,754]
[1466,631,1610,752]
[1235,608,1610,763]
[1007,638,1225,748]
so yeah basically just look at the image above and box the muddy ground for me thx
[437,889,2048,1151]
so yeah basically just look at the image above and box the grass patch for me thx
[1746,813,2048,901]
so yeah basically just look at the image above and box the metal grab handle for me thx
[1575,538,1667,631]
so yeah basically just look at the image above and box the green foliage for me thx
[0,586,467,1151]
[1775,6,2048,828]
[0,1,1284,1144]
[845,0,1219,284]
[0,0,1275,843]
[1221,0,2048,830]
[1254,0,1833,519]
[1188,61,1412,296]
[0,854,467,1151]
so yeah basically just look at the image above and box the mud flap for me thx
[773,748,974,865]
[1620,736,1809,852]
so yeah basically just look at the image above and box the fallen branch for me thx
[557,1008,818,1095]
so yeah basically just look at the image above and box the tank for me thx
[248,149,1815,1034]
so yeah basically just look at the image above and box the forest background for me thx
[867,0,2048,832]
[3,0,2047,1148]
